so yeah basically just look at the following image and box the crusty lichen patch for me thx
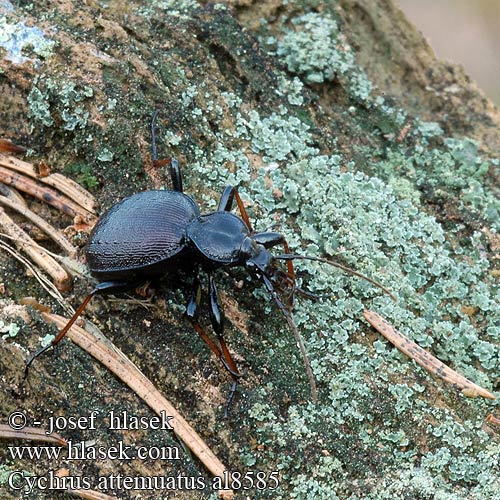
[0,13,56,64]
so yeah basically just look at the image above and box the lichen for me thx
[276,75,305,106]
[187,95,499,498]
[0,15,56,64]
[270,12,373,101]
[97,148,114,162]
[245,107,319,162]
[27,76,94,131]
[136,0,200,19]
[0,319,20,337]
[375,129,500,230]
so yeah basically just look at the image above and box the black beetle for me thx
[27,112,393,412]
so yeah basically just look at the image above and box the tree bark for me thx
[1,1,499,499]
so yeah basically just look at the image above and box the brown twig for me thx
[0,239,70,312]
[0,230,88,281]
[0,195,77,256]
[0,154,97,214]
[0,208,72,291]
[67,490,118,500]
[0,423,66,446]
[43,173,97,214]
[486,414,500,426]
[41,312,231,484]
[0,183,27,206]
[0,139,26,155]
[0,165,95,221]
[363,309,496,400]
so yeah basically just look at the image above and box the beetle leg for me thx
[208,274,241,377]
[253,231,284,248]
[0,138,27,154]
[165,158,182,193]
[185,277,225,360]
[185,276,200,320]
[186,274,241,416]
[218,186,253,232]
[25,280,139,375]
[151,110,183,192]
[208,274,242,417]
[185,276,240,377]
[217,186,234,212]
[253,231,296,306]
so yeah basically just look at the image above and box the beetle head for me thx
[240,236,299,309]
[240,236,277,276]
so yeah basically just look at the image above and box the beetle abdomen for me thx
[86,190,199,275]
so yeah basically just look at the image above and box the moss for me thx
[64,161,99,190]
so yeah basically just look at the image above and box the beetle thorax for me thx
[186,212,251,266]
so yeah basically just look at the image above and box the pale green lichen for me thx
[27,76,94,131]
[25,86,52,127]
[181,84,199,107]
[387,383,421,414]
[276,13,353,83]
[0,319,20,337]
[0,15,56,64]
[40,333,55,347]
[0,465,15,486]
[97,148,114,162]
[136,0,200,19]
[288,456,343,499]
[375,131,500,230]
[187,98,499,498]
[276,75,305,106]
[271,12,373,101]
[244,107,319,162]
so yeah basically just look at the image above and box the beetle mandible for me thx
[26,111,393,413]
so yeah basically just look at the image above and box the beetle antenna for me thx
[273,269,321,300]
[275,254,396,302]
[261,274,318,401]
